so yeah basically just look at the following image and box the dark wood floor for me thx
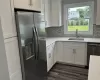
[47,63,88,80]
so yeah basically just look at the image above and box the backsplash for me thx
[93,25,100,38]
[46,25,100,38]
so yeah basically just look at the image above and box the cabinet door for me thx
[53,42,57,64]
[31,0,41,11]
[44,0,51,27]
[96,0,100,25]
[14,0,30,10]
[63,46,74,64]
[0,18,10,80]
[56,42,63,62]
[51,0,62,26]
[41,0,45,15]
[74,45,87,65]
[0,0,17,39]
[47,44,54,71]
[4,37,22,79]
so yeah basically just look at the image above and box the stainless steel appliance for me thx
[15,10,47,80]
[87,43,100,67]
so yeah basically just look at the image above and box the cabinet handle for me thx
[73,49,76,54]
[49,53,51,58]
[29,0,33,6]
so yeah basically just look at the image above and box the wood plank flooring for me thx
[47,63,88,80]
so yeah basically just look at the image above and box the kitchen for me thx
[0,0,100,80]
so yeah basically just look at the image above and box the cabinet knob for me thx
[73,49,76,54]
[49,53,51,58]
[29,0,33,6]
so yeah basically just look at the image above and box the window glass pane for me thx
[68,6,90,31]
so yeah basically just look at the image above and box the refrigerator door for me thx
[33,12,47,61]
[33,12,47,79]
[16,12,36,60]
[15,11,47,80]
[33,13,46,38]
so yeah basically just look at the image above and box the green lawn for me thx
[68,26,89,31]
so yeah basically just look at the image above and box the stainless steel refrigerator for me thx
[15,10,47,80]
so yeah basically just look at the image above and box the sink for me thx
[68,38,84,41]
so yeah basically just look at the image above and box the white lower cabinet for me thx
[53,42,57,64]
[63,46,74,64]
[46,41,87,72]
[4,37,22,80]
[47,43,55,71]
[10,70,22,80]
[74,46,87,65]
[56,42,63,62]
[63,42,87,65]
[56,42,87,66]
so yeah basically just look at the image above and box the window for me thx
[64,2,94,35]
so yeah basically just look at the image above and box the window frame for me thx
[64,1,94,36]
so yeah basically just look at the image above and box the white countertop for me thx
[46,37,100,47]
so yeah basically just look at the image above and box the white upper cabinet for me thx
[51,0,62,27]
[14,0,41,11]
[31,0,41,11]
[0,0,17,39]
[96,0,100,25]
[44,0,51,27]
[14,0,30,10]
[41,0,62,27]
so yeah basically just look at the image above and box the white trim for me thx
[64,1,94,36]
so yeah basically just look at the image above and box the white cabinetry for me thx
[74,45,87,65]
[96,0,100,25]
[51,0,62,26]
[63,42,87,65]
[0,0,16,39]
[0,18,10,80]
[56,42,63,62]
[53,42,57,64]
[46,43,55,71]
[63,46,74,64]
[4,37,22,80]
[41,0,62,27]
[31,0,41,11]
[44,0,51,27]
[14,0,30,10]
[14,0,41,11]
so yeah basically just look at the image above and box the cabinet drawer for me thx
[63,42,86,47]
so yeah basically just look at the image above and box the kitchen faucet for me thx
[76,29,79,38]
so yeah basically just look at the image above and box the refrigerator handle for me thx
[32,27,37,60]
[34,27,39,59]
[32,27,39,60]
